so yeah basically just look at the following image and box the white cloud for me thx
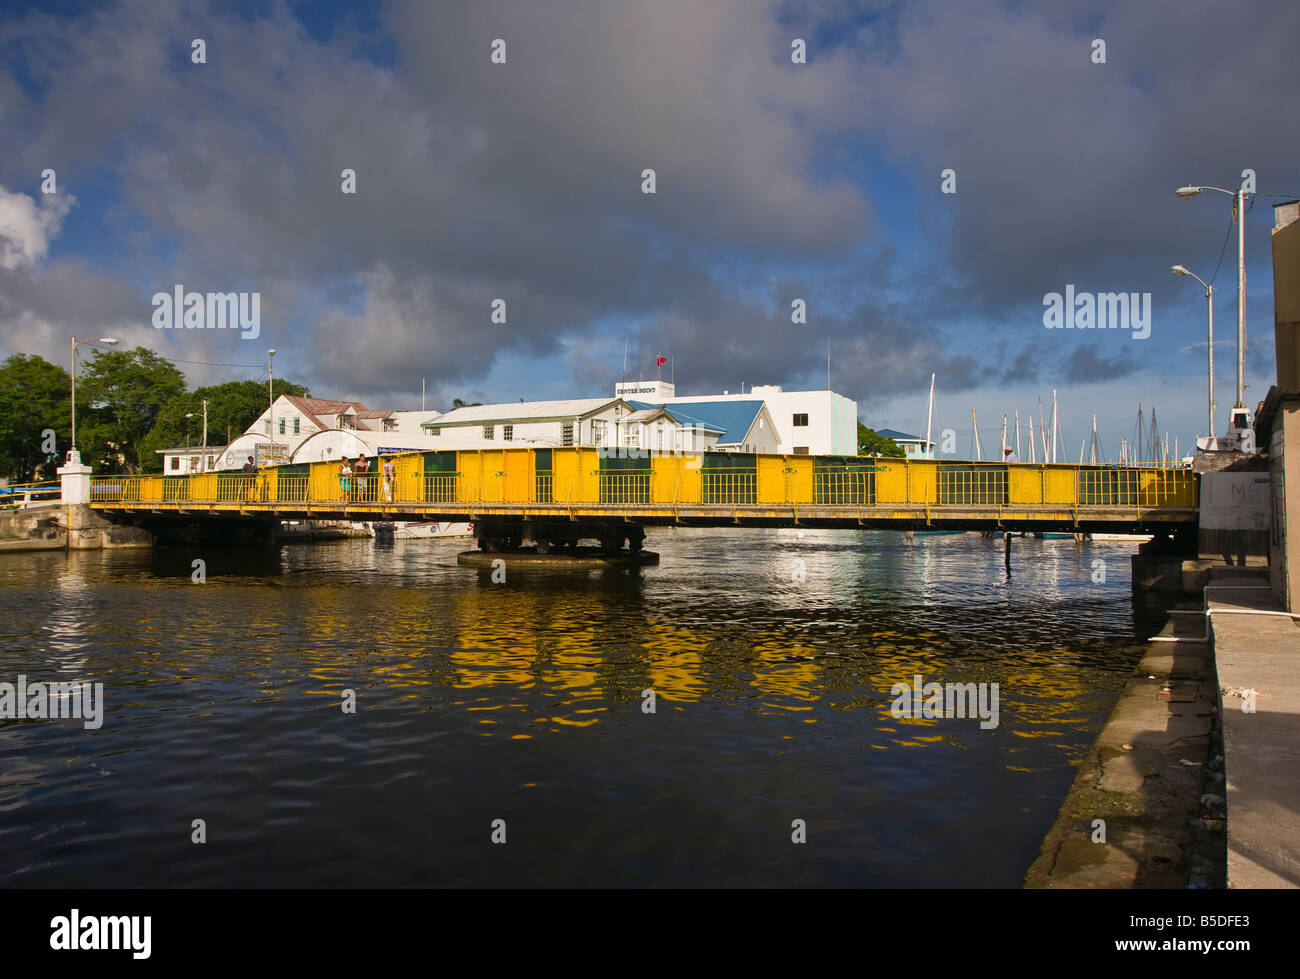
[0,185,75,270]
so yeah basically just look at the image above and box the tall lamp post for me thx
[69,335,119,464]
[267,348,277,464]
[1175,184,1250,435]
[1170,265,1215,440]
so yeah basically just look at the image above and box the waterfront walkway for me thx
[1210,570,1300,887]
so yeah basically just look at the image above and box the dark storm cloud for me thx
[0,0,1295,420]
[1061,345,1134,383]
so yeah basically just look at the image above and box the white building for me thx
[616,381,858,455]
[421,395,777,453]
[156,444,229,474]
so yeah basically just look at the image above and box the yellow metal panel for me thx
[787,455,813,504]
[139,476,163,502]
[875,459,908,503]
[1008,466,1042,505]
[551,448,584,503]
[677,453,703,503]
[394,452,422,503]
[650,453,680,503]
[1042,466,1076,505]
[310,460,339,503]
[503,449,533,502]
[906,460,937,504]
[191,474,216,502]
[577,448,601,503]
[756,456,788,504]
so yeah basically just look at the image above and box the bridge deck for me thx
[87,449,1198,531]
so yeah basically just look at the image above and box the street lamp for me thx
[267,348,277,465]
[1171,265,1215,438]
[69,336,118,464]
[1175,184,1249,433]
[184,412,195,452]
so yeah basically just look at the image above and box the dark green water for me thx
[0,528,1169,886]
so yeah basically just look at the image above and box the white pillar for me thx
[57,449,93,505]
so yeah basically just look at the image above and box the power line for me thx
[1209,210,1234,286]
[162,357,265,369]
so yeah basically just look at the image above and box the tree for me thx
[451,398,483,409]
[78,347,187,473]
[139,378,310,472]
[858,422,905,457]
[0,354,71,482]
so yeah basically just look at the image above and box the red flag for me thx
[656,356,667,367]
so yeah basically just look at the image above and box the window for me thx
[340,415,355,430]
[483,425,495,440]
[170,457,180,471]
[430,427,441,437]
[189,456,200,469]
[264,419,271,434]
[279,418,286,434]
[657,423,665,450]
[628,427,640,448]
[561,422,574,446]
[383,418,397,432]
[793,413,809,427]
[793,446,809,455]
[293,417,301,434]
[503,424,513,441]
[206,455,215,469]
[592,420,606,446]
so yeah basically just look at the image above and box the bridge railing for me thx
[0,481,62,508]
[85,453,1199,511]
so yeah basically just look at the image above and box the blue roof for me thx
[629,400,765,445]
[877,428,928,442]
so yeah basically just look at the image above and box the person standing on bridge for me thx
[354,453,371,502]
[381,456,395,502]
[1003,446,1018,463]
[338,459,352,502]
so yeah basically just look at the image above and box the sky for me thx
[1,0,1297,461]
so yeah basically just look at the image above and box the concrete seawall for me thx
[1024,601,1224,888]
[0,504,154,552]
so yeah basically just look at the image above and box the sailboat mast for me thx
[1014,410,1021,461]
[1091,414,1099,464]
[972,410,983,462]
[925,372,935,457]
[1051,390,1058,463]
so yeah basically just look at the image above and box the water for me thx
[0,529,1169,887]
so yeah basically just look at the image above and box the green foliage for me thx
[451,398,483,409]
[77,347,187,473]
[857,422,905,457]
[138,379,310,472]
[0,354,71,482]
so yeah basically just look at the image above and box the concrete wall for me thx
[1198,471,1271,562]
[0,504,154,553]
[0,504,66,552]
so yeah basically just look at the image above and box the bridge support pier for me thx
[474,518,645,555]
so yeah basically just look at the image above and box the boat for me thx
[368,520,474,539]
